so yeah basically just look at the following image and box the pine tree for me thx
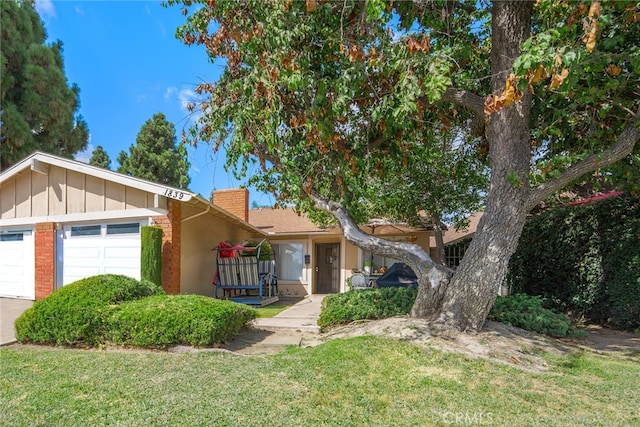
[0,0,89,170]
[117,112,191,189]
[89,145,111,169]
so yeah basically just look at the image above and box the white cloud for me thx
[165,85,203,117]
[35,0,56,20]
[164,87,177,100]
[75,143,95,164]
[74,5,84,16]
[178,88,198,112]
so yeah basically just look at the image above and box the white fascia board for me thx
[0,208,167,228]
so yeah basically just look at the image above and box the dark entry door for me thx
[315,243,340,293]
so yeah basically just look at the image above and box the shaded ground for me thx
[300,317,640,373]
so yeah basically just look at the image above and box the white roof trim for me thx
[0,208,167,228]
[1,151,194,202]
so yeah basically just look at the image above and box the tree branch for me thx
[308,190,451,274]
[526,108,640,211]
[435,87,486,136]
[440,87,486,118]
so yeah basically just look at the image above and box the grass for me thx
[254,297,302,318]
[2,337,639,426]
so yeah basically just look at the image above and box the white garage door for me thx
[0,229,35,299]
[60,222,142,286]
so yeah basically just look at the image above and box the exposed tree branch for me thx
[526,108,640,211]
[440,87,486,118]
[434,87,486,136]
[309,190,453,277]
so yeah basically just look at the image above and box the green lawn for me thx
[254,298,301,318]
[2,337,638,426]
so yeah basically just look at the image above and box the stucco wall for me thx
[180,209,257,297]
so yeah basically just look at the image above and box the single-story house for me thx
[1,151,435,303]
[247,206,435,296]
[0,151,264,301]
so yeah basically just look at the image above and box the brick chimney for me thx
[212,188,249,222]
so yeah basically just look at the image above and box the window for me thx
[362,251,400,273]
[274,243,304,281]
[70,225,101,237]
[445,237,472,268]
[106,223,140,235]
[0,233,23,242]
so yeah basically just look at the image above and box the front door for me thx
[315,243,340,293]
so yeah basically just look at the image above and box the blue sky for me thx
[34,0,274,207]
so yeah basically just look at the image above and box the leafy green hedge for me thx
[107,295,257,348]
[141,225,163,287]
[15,275,256,348]
[487,294,581,338]
[318,287,417,329]
[15,275,164,346]
[507,194,640,330]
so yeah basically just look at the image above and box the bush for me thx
[318,287,417,329]
[141,226,163,287]
[15,275,164,346]
[507,193,640,330]
[107,295,257,348]
[487,294,577,338]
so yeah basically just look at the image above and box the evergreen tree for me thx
[89,145,111,169]
[0,0,89,170]
[117,112,190,189]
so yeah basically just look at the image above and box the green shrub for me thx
[487,294,577,338]
[107,295,257,348]
[14,275,164,346]
[141,225,163,286]
[318,287,417,329]
[507,193,640,330]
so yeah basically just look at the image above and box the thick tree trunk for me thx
[413,0,535,330]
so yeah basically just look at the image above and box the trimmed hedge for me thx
[487,294,579,338]
[141,225,163,287]
[15,275,257,348]
[318,287,417,329]
[507,194,640,330]
[107,295,257,348]
[15,275,164,346]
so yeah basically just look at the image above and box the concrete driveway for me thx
[0,298,33,346]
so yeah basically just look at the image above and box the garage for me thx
[59,222,143,286]
[0,229,35,299]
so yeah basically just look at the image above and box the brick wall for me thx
[212,188,249,221]
[153,199,181,294]
[35,222,55,300]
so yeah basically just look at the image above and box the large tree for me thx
[168,0,640,331]
[118,112,191,189]
[0,0,89,170]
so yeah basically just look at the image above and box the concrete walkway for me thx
[219,294,327,354]
[253,294,327,334]
[0,298,33,346]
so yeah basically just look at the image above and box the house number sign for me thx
[163,188,187,200]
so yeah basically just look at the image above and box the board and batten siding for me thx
[0,165,158,220]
